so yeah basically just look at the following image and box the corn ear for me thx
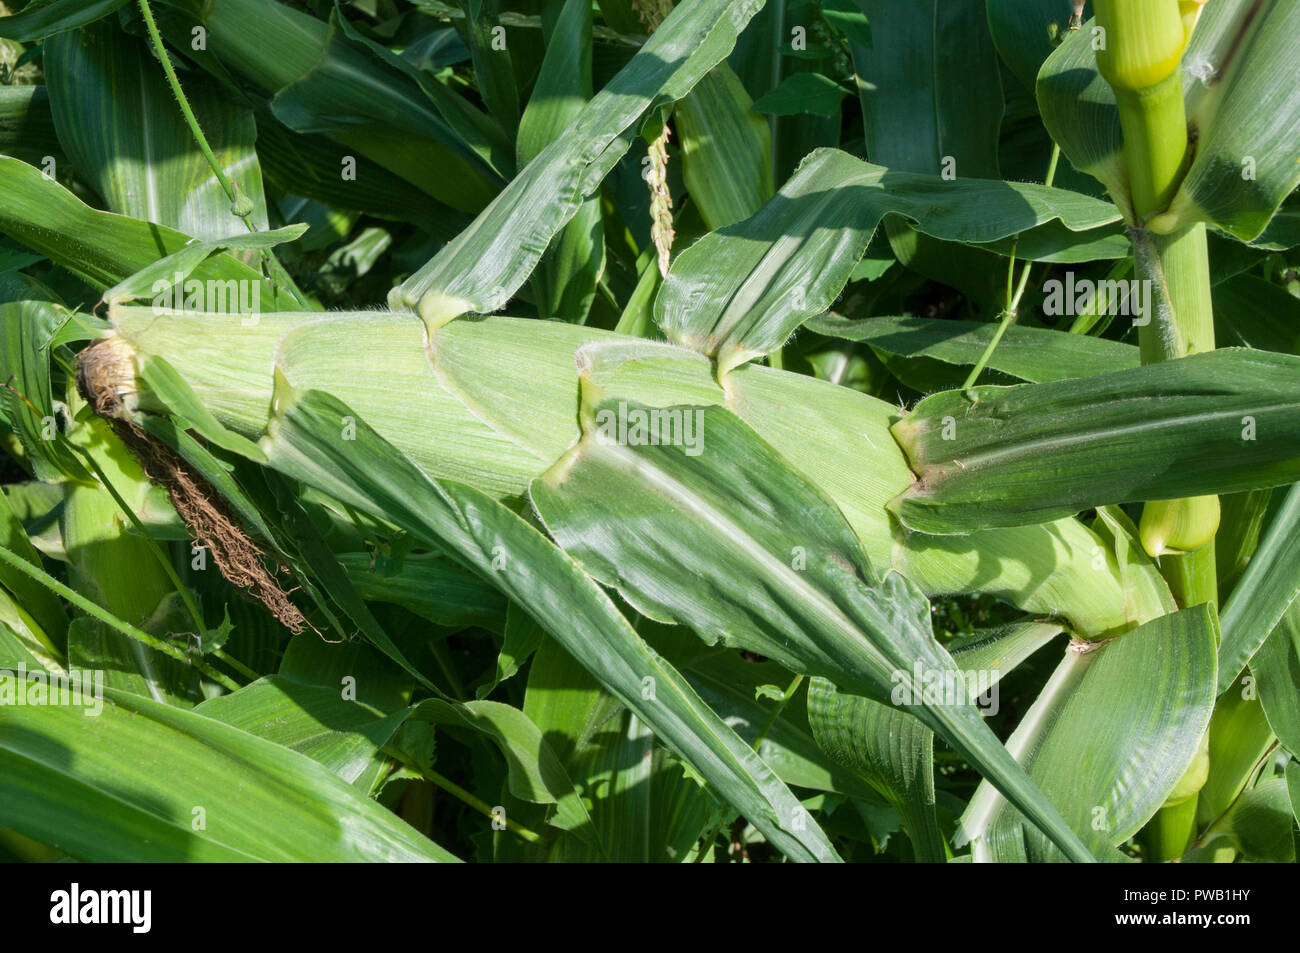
[98,307,1171,637]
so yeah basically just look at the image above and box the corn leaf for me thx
[0,156,295,306]
[530,399,1095,861]
[655,148,1121,373]
[676,63,773,230]
[809,314,1140,383]
[891,349,1300,535]
[45,21,271,238]
[1219,482,1300,694]
[961,605,1218,862]
[0,0,130,41]
[0,85,62,167]
[251,384,840,863]
[390,0,767,327]
[853,0,1003,179]
[986,0,1087,92]
[1252,603,1300,758]
[0,682,459,861]
[807,678,946,862]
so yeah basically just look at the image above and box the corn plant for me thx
[0,0,1298,863]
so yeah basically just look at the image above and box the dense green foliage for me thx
[0,0,1298,863]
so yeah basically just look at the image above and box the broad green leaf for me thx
[476,602,544,697]
[1196,684,1277,826]
[854,0,1003,179]
[1035,14,1129,218]
[1213,274,1300,355]
[0,298,86,482]
[1253,603,1300,758]
[655,149,1122,373]
[516,0,602,323]
[807,678,945,862]
[0,0,130,41]
[45,21,270,238]
[0,156,295,307]
[409,697,599,846]
[197,675,407,789]
[891,349,1300,535]
[530,399,1095,861]
[677,63,774,230]
[1160,1,1300,239]
[460,0,520,136]
[1221,778,1296,862]
[809,314,1139,383]
[960,606,1217,862]
[987,0,1089,92]
[101,224,308,308]
[0,682,458,861]
[683,652,884,802]
[752,72,845,118]
[255,119,470,237]
[250,384,840,862]
[0,480,66,646]
[0,84,61,167]
[337,551,506,633]
[389,0,768,328]
[1219,482,1300,694]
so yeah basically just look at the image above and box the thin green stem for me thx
[753,674,804,751]
[137,0,248,227]
[962,143,1059,390]
[387,748,541,843]
[0,545,239,691]
[137,0,312,310]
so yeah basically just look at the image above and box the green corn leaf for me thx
[1252,602,1300,758]
[1159,0,1300,239]
[0,85,62,167]
[389,0,767,328]
[0,0,130,41]
[961,605,1217,862]
[0,298,87,482]
[683,652,884,803]
[676,63,773,230]
[809,314,1140,384]
[250,383,840,863]
[530,399,1095,861]
[0,156,296,306]
[197,675,407,790]
[45,21,271,238]
[102,224,308,308]
[891,349,1300,535]
[0,683,459,861]
[337,551,507,634]
[854,0,1003,180]
[516,0,602,323]
[655,148,1121,373]
[1219,482,1300,694]
[987,0,1090,93]
[807,678,946,862]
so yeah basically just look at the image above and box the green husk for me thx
[100,306,1169,638]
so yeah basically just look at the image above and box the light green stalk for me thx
[1093,0,1218,859]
